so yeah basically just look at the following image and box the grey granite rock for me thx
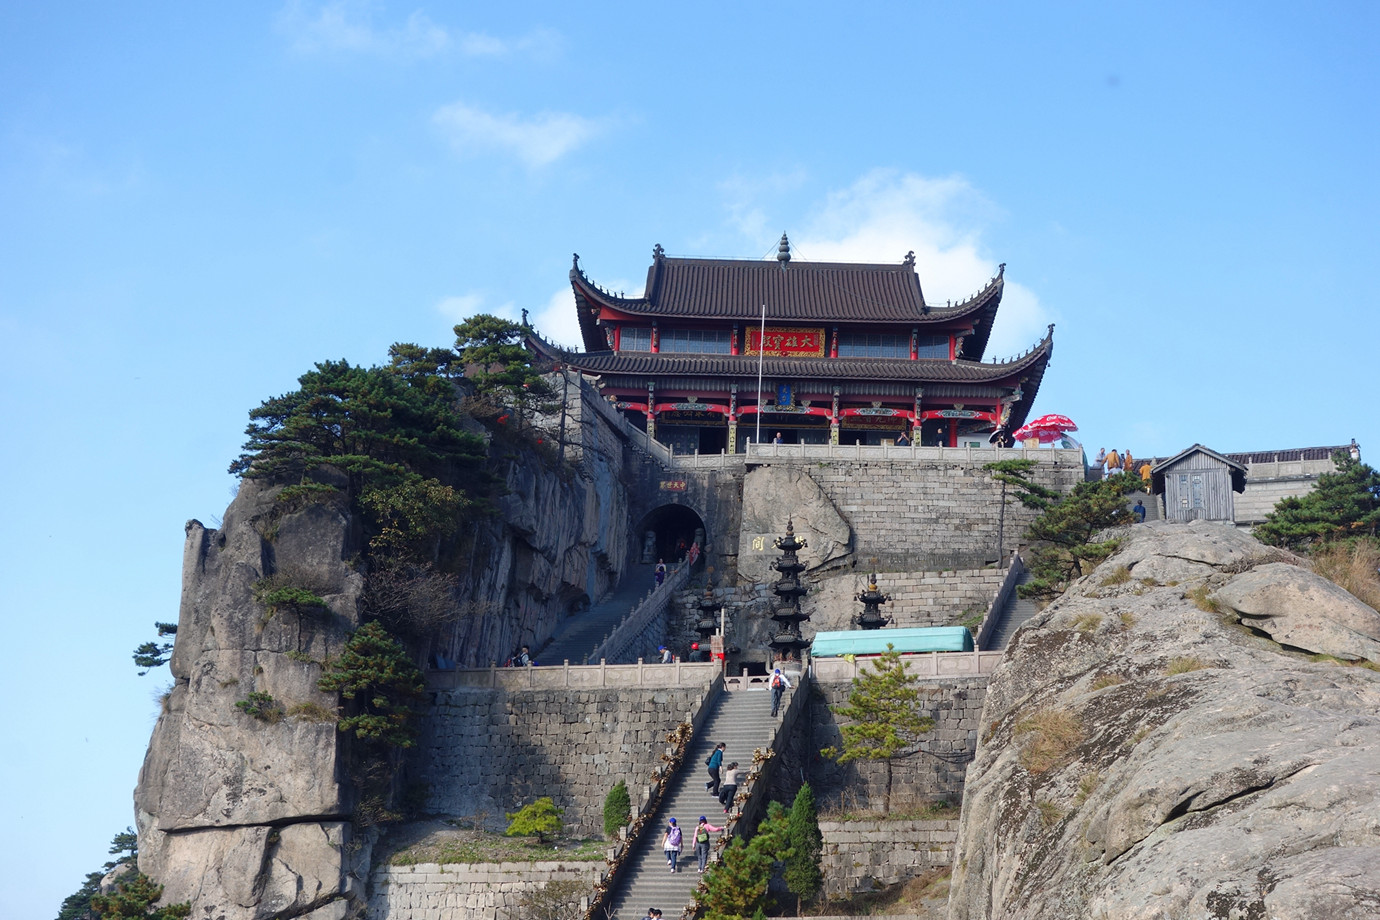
[1216,561,1380,664]
[948,523,1380,920]
[738,465,852,582]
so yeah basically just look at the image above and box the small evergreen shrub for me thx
[235,691,284,723]
[602,780,631,839]
[505,797,563,843]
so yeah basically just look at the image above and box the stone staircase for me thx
[536,573,663,665]
[985,568,1039,650]
[607,687,786,919]
[1128,490,1161,521]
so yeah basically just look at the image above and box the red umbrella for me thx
[1012,414,1079,444]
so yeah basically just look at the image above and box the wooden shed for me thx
[1151,444,1247,523]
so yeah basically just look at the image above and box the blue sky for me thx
[1,3,1376,916]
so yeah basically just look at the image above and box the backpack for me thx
[771,674,783,688]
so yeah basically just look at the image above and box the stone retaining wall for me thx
[809,678,988,811]
[416,686,709,836]
[804,458,1081,560]
[819,819,959,897]
[368,860,603,920]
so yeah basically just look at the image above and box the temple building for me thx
[527,236,1054,453]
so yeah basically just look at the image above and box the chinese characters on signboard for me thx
[745,326,826,357]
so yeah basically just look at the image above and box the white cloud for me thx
[432,102,603,167]
[790,169,1055,358]
[277,2,559,60]
[530,289,584,350]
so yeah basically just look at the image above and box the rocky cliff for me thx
[948,521,1380,919]
[135,424,632,919]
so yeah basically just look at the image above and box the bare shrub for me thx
[1014,709,1083,774]
[364,565,463,635]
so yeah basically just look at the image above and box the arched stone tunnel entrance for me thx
[635,503,708,567]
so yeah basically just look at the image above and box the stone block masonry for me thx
[819,819,959,897]
[800,458,1080,562]
[416,686,707,837]
[368,860,603,920]
[808,678,989,812]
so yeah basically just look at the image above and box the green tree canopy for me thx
[1255,451,1380,551]
[505,797,564,843]
[1020,475,1142,598]
[783,783,823,910]
[983,458,1060,511]
[317,621,425,748]
[821,645,935,810]
[452,313,552,406]
[132,623,178,676]
[89,873,189,920]
[603,780,631,839]
[229,359,484,489]
[699,801,791,920]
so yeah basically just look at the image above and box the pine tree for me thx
[1020,475,1142,598]
[699,801,791,920]
[452,313,553,408]
[504,797,564,844]
[821,646,935,811]
[1255,452,1380,551]
[783,783,823,911]
[317,621,425,748]
[89,873,189,920]
[985,458,1061,559]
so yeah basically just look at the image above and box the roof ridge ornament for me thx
[903,250,916,268]
[653,243,665,261]
[777,233,791,270]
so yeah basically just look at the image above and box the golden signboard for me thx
[745,326,825,357]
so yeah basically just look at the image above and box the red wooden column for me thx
[948,419,959,447]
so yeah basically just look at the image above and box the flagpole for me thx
[754,301,766,448]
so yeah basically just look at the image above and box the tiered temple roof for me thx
[529,241,1055,449]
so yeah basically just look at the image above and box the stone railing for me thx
[657,443,1084,469]
[811,649,1003,682]
[975,552,1024,651]
[426,658,719,691]
[578,375,674,466]
[587,562,692,664]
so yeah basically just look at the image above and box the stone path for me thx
[607,687,786,919]
[536,571,661,665]
[985,568,1037,650]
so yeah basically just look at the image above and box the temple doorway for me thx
[636,504,708,568]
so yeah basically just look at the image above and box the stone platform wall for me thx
[807,678,988,811]
[416,685,710,836]
[819,818,959,897]
[806,458,1081,560]
[368,860,602,920]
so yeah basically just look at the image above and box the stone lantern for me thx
[694,582,720,641]
[854,573,891,629]
[767,519,811,660]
